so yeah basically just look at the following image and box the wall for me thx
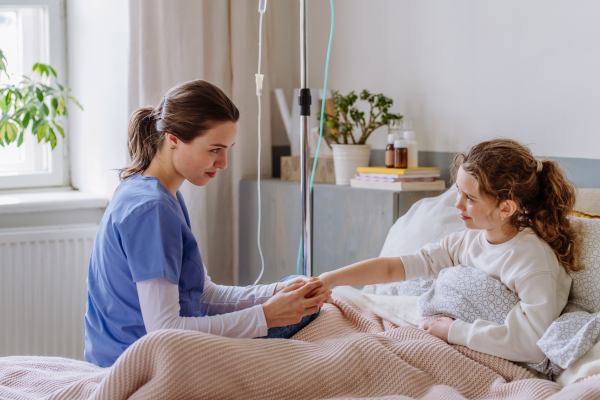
[66,0,129,197]
[275,0,600,158]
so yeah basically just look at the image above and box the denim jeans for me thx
[256,275,321,339]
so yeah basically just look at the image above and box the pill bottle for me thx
[385,134,397,168]
[394,139,408,168]
[386,119,402,168]
[403,130,418,168]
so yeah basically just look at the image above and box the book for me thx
[356,166,441,175]
[354,175,437,183]
[357,172,440,179]
[350,178,446,191]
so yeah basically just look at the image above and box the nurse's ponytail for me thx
[119,80,239,182]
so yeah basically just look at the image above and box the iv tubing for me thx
[296,0,334,275]
[253,9,265,285]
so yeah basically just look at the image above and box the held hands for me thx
[273,275,313,295]
[306,274,334,303]
[422,316,454,342]
[262,279,330,328]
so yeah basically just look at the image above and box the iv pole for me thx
[298,0,312,277]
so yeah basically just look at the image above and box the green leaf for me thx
[54,123,65,138]
[17,130,24,146]
[47,65,57,78]
[49,130,57,149]
[56,82,64,91]
[36,87,43,102]
[32,118,41,133]
[6,122,17,142]
[57,95,65,115]
[42,103,49,116]
[0,121,5,141]
[68,96,83,110]
[51,97,58,111]
[5,92,11,106]
[36,123,46,142]
[22,112,30,129]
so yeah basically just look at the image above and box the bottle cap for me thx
[394,139,408,148]
[387,133,395,144]
[404,131,415,140]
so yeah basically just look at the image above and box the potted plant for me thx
[0,49,82,149]
[322,89,402,185]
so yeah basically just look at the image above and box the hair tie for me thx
[536,159,543,173]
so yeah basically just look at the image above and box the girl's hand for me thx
[422,317,454,342]
[305,275,333,303]
[262,280,329,328]
[273,276,313,295]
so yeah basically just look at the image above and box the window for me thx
[0,0,67,190]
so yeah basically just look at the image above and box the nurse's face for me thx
[173,121,238,186]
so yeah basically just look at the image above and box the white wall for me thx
[67,0,129,196]
[295,0,600,158]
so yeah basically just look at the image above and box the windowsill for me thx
[0,188,109,214]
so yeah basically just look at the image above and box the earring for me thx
[501,217,505,221]
[171,147,175,150]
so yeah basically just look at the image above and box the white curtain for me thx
[128,0,273,285]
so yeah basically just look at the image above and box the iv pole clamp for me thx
[299,0,312,277]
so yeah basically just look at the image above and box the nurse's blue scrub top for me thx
[84,174,205,367]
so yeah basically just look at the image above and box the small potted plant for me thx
[322,89,402,185]
[0,49,82,149]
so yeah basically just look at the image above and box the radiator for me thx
[0,224,97,360]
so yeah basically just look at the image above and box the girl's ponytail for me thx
[119,107,162,182]
[454,139,582,272]
[527,160,582,271]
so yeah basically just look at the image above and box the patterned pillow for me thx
[418,265,519,325]
[568,218,600,313]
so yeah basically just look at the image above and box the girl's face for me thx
[455,166,505,231]
[172,121,238,187]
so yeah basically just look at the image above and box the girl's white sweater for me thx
[400,228,571,363]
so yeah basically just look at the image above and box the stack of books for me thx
[350,167,445,191]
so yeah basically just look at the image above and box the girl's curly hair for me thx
[452,139,582,271]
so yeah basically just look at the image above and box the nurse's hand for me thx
[262,280,329,328]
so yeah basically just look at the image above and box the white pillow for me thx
[568,217,600,313]
[379,185,465,257]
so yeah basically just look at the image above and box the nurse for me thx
[84,80,329,368]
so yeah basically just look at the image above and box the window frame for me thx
[0,0,68,190]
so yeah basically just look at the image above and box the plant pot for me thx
[330,144,371,186]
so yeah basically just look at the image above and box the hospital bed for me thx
[0,188,599,399]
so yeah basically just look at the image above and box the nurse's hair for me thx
[119,79,239,182]
[452,138,582,272]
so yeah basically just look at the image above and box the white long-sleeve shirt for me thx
[136,266,277,338]
[400,228,572,363]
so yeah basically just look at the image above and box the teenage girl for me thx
[312,139,581,363]
[85,80,329,368]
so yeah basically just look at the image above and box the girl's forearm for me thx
[320,257,406,287]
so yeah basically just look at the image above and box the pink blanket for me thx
[2,296,600,399]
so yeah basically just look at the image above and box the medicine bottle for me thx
[394,139,408,168]
[385,133,397,168]
[386,119,402,168]
[403,130,418,168]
